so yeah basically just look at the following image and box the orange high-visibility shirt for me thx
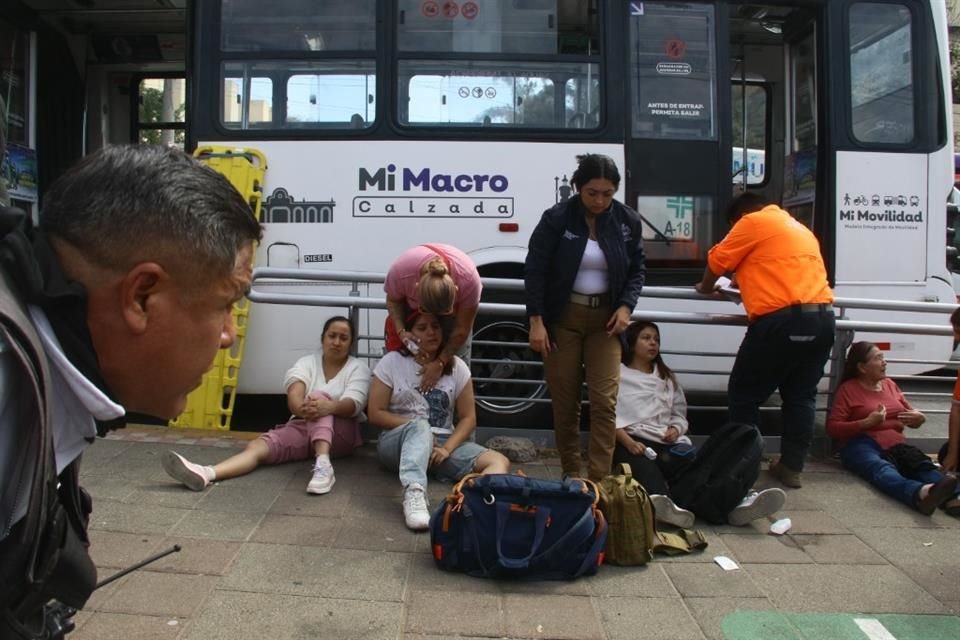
[707,205,833,321]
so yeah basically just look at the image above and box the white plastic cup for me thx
[769,517,792,535]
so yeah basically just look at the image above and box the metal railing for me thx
[249,267,957,449]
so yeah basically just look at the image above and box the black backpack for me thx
[669,423,764,524]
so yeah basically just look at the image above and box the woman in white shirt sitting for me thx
[161,316,370,495]
[367,311,510,531]
[615,321,784,527]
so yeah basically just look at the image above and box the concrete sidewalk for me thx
[68,427,960,640]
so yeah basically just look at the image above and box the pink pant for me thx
[260,392,363,464]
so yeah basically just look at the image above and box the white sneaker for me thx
[306,462,335,495]
[650,494,695,529]
[402,483,430,531]
[161,451,212,491]
[727,488,786,526]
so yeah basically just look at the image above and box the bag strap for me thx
[652,528,709,556]
[617,462,632,479]
[494,502,551,569]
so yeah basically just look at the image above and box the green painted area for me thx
[721,611,960,640]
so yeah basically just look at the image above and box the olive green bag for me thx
[598,463,708,566]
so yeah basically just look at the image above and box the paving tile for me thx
[170,509,264,541]
[896,563,960,602]
[497,576,593,596]
[853,526,960,566]
[719,533,814,564]
[122,483,209,509]
[193,482,284,512]
[746,564,947,613]
[149,537,243,575]
[587,563,676,597]
[684,597,782,640]
[333,516,420,552]
[98,571,217,617]
[664,562,764,598]
[401,635,492,640]
[79,439,134,470]
[251,513,340,547]
[181,590,402,640]
[503,593,604,640]
[330,470,404,496]
[220,543,410,601]
[82,475,139,502]
[790,534,888,564]
[598,596,706,640]
[88,499,187,535]
[68,612,182,640]
[405,552,501,594]
[345,492,409,522]
[404,589,504,636]
[270,487,351,518]
[776,509,849,534]
[88,530,163,570]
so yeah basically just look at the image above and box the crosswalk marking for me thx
[855,618,898,640]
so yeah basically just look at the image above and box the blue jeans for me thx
[728,307,835,471]
[376,419,488,489]
[839,436,952,509]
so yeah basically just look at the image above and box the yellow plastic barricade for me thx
[169,146,267,430]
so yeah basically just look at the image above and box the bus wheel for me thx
[471,319,552,429]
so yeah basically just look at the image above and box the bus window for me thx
[396,0,599,129]
[629,2,717,140]
[396,0,593,55]
[220,0,376,52]
[136,77,186,148]
[287,66,375,127]
[636,195,717,263]
[849,3,914,145]
[222,67,273,128]
[401,61,597,128]
[731,83,767,185]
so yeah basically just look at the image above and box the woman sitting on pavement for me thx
[614,320,786,527]
[367,310,510,531]
[162,316,370,495]
[827,341,959,516]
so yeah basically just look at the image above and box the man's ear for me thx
[118,262,169,334]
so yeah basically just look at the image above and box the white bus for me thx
[6,1,958,428]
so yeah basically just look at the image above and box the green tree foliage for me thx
[139,86,185,146]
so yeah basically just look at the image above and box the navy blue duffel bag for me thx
[429,473,608,580]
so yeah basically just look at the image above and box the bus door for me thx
[622,2,725,282]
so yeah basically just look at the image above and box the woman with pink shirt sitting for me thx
[827,341,959,516]
[384,244,481,391]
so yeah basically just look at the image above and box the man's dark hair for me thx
[40,145,262,283]
[725,192,769,223]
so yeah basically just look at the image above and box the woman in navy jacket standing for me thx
[524,154,646,481]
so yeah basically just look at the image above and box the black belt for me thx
[569,292,610,308]
[759,303,833,320]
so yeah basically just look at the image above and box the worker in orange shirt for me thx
[696,193,835,489]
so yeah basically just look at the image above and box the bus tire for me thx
[471,313,552,430]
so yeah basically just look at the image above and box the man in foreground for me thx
[0,144,261,637]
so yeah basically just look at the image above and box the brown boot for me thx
[769,459,802,488]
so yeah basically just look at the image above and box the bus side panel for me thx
[226,139,624,393]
